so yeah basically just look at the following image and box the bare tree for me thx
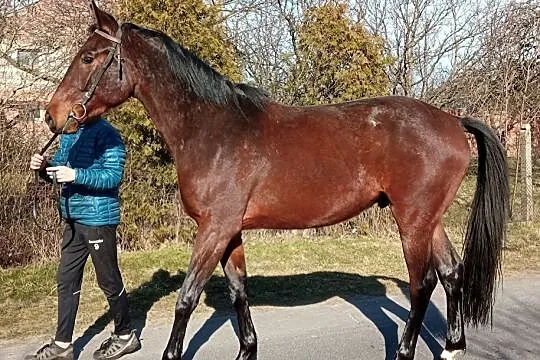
[223,1,295,101]
[433,0,540,156]
[435,2,540,118]
[358,0,500,99]
[223,0,339,102]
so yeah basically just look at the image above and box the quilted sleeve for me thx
[72,127,126,191]
[48,136,68,166]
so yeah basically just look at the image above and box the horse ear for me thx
[89,0,118,35]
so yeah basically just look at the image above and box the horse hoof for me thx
[440,349,466,360]
[236,350,257,360]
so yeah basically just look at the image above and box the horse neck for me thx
[124,32,230,161]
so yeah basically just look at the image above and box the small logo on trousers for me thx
[89,239,104,251]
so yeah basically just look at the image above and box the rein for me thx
[32,26,123,231]
[31,134,60,231]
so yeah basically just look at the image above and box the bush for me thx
[117,151,197,249]
[0,120,61,268]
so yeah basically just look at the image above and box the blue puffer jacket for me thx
[44,118,126,226]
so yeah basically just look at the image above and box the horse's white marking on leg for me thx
[440,349,466,360]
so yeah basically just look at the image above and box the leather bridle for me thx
[67,26,124,130]
[32,26,124,231]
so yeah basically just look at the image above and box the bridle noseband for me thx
[67,25,124,129]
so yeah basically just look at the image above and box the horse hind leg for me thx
[391,206,439,360]
[221,233,257,360]
[433,222,466,360]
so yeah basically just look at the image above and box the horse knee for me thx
[175,291,199,315]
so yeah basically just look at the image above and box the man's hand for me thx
[30,154,47,171]
[46,166,76,183]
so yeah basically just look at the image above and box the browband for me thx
[95,29,121,43]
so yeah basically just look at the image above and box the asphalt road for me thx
[3,274,539,360]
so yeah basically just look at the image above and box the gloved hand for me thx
[30,154,47,171]
[46,166,77,183]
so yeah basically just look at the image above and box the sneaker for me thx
[93,331,140,360]
[24,340,73,360]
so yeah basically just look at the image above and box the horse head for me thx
[46,0,132,133]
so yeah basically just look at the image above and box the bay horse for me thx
[44,2,509,360]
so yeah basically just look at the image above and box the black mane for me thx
[126,23,268,111]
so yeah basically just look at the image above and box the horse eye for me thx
[81,55,94,64]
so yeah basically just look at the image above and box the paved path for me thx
[3,274,539,360]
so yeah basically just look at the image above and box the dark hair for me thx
[87,24,98,34]
[126,23,268,112]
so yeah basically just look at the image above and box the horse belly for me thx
[242,167,381,230]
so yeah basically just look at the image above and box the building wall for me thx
[0,0,75,121]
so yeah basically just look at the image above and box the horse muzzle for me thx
[45,110,80,134]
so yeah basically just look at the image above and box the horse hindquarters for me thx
[385,117,471,360]
[428,117,508,359]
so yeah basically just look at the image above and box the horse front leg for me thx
[162,219,241,360]
[221,233,257,360]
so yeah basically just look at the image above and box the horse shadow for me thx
[74,270,446,360]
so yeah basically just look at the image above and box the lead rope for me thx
[32,133,61,232]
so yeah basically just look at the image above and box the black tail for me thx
[460,117,509,327]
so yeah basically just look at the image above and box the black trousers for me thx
[55,222,131,342]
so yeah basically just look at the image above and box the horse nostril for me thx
[44,111,56,131]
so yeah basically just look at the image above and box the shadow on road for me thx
[75,270,446,360]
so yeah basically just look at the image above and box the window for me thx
[32,108,42,122]
[16,49,39,68]
[12,0,38,10]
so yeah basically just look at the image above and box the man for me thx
[27,118,140,360]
